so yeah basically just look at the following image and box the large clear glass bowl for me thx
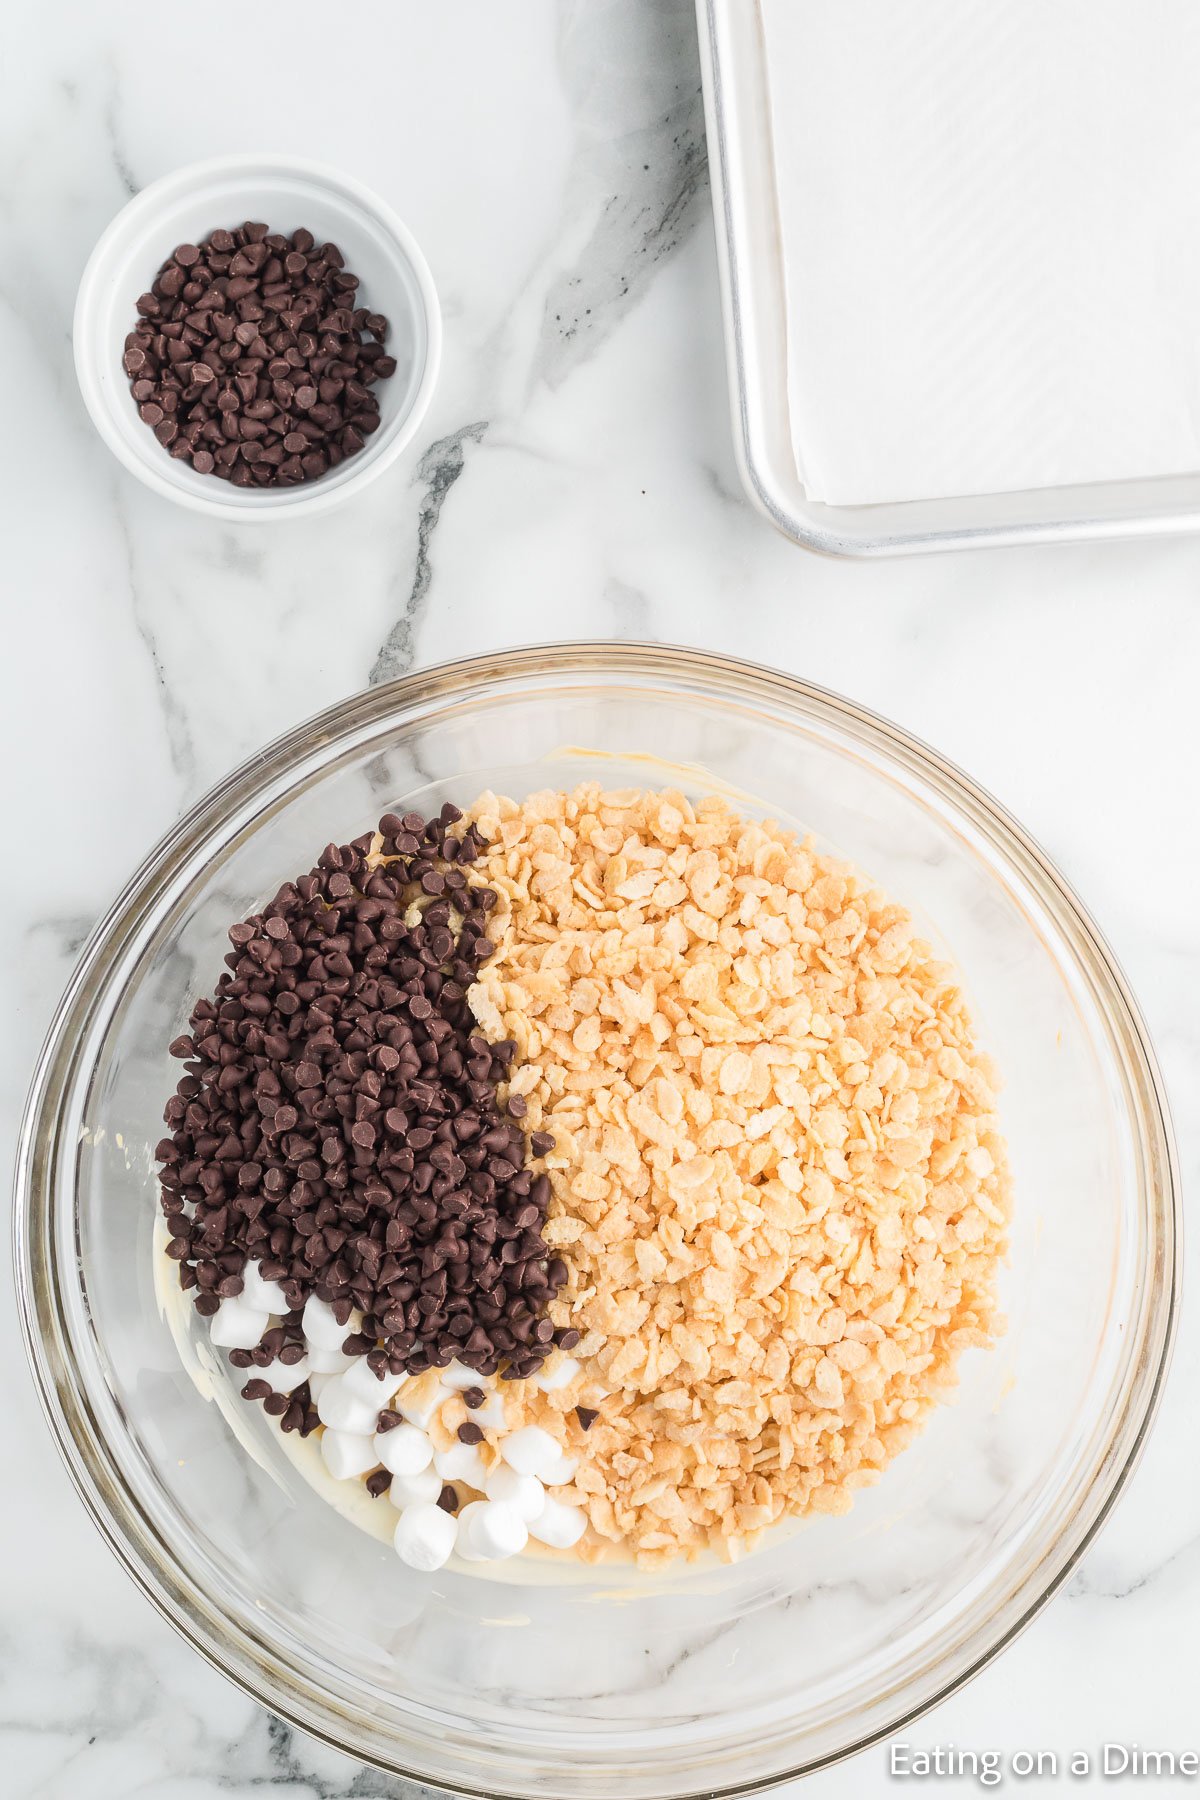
[14,644,1179,1798]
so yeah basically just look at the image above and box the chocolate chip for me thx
[462,1386,486,1409]
[575,1406,599,1431]
[158,807,572,1394]
[457,1421,484,1444]
[365,1468,393,1498]
[125,223,393,487]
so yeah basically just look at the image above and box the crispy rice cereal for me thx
[467,784,1010,1566]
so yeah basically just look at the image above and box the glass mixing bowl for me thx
[15,644,1179,1798]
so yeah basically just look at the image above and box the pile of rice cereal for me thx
[466,783,1010,1567]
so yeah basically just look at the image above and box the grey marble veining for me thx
[533,0,709,391]
[3,0,1199,1795]
[370,422,490,687]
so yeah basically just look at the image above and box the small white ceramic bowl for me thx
[74,154,441,521]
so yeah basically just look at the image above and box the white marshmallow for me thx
[375,1422,434,1477]
[485,1462,546,1523]
[499,1425,564,1480]
[434,1442,489,1488]
[316,1376,382,1437]
[306,1343,353,1376]
[453,1503,489,1562]
[459,1498,527,1561]
[341,1355,402,1404]
[388,1464,442,1509]
[542,1453,579,1487]
[321,1430,379,1482]
[527,1494,587,1550]
[532,1355,581,1393]
[395,1373,451,1430]
[258,1354,312,1392]
[302,1295,359,1352]
[440,1359,485,1391]
[394,1502,458,1572]
[307,1369,334,1403]
[466,1393,507,1431]
[239,1261,290,1315]
[210,1297,271,1350]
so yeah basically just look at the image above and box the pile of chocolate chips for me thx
[124,222,397,487]
[156,803,572,1437]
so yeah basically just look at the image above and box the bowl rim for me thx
[72,151,442,521]
[13,641,1181,1798]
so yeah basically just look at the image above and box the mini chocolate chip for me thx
[575,1406,599,1431]
[158,806,575,1411]
[126,223,397,489]
[365,1468,393,1498]
[457,1421,484,1444]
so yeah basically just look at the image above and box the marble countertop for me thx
[3,1,1197,1795]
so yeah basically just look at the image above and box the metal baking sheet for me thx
[697,0,1200,557]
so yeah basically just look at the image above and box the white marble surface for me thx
[2,1,1198,1795]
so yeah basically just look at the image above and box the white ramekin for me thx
[73,154,441,521]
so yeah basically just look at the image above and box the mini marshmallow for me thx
[388,1464,442,1510]
[341,1355,402,1405]
[394,1502,458,1572]
[258,1354,312,1393]
[434,1442,489,1488]
[466,1393,507,1431]
[306,1344,353,1376]
[395,1373,451,1431]
[210,1296,271,1350]
[453,1503,489,1562]
[440,1359,485,1392]
[316,1376,382,1437]
[485,1462,546,1523]
[321,1430,379,1482]
[459,1498,527,1561]
[239,1261,290,1315]
[542,1453,579,1487]
[499,1425,564,1480]
[307,1370,334,1403]
[532,1355,581,1394]
[302,1295,359,1352]
[375,1423,434,1477]
[527,1494,587,1550]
